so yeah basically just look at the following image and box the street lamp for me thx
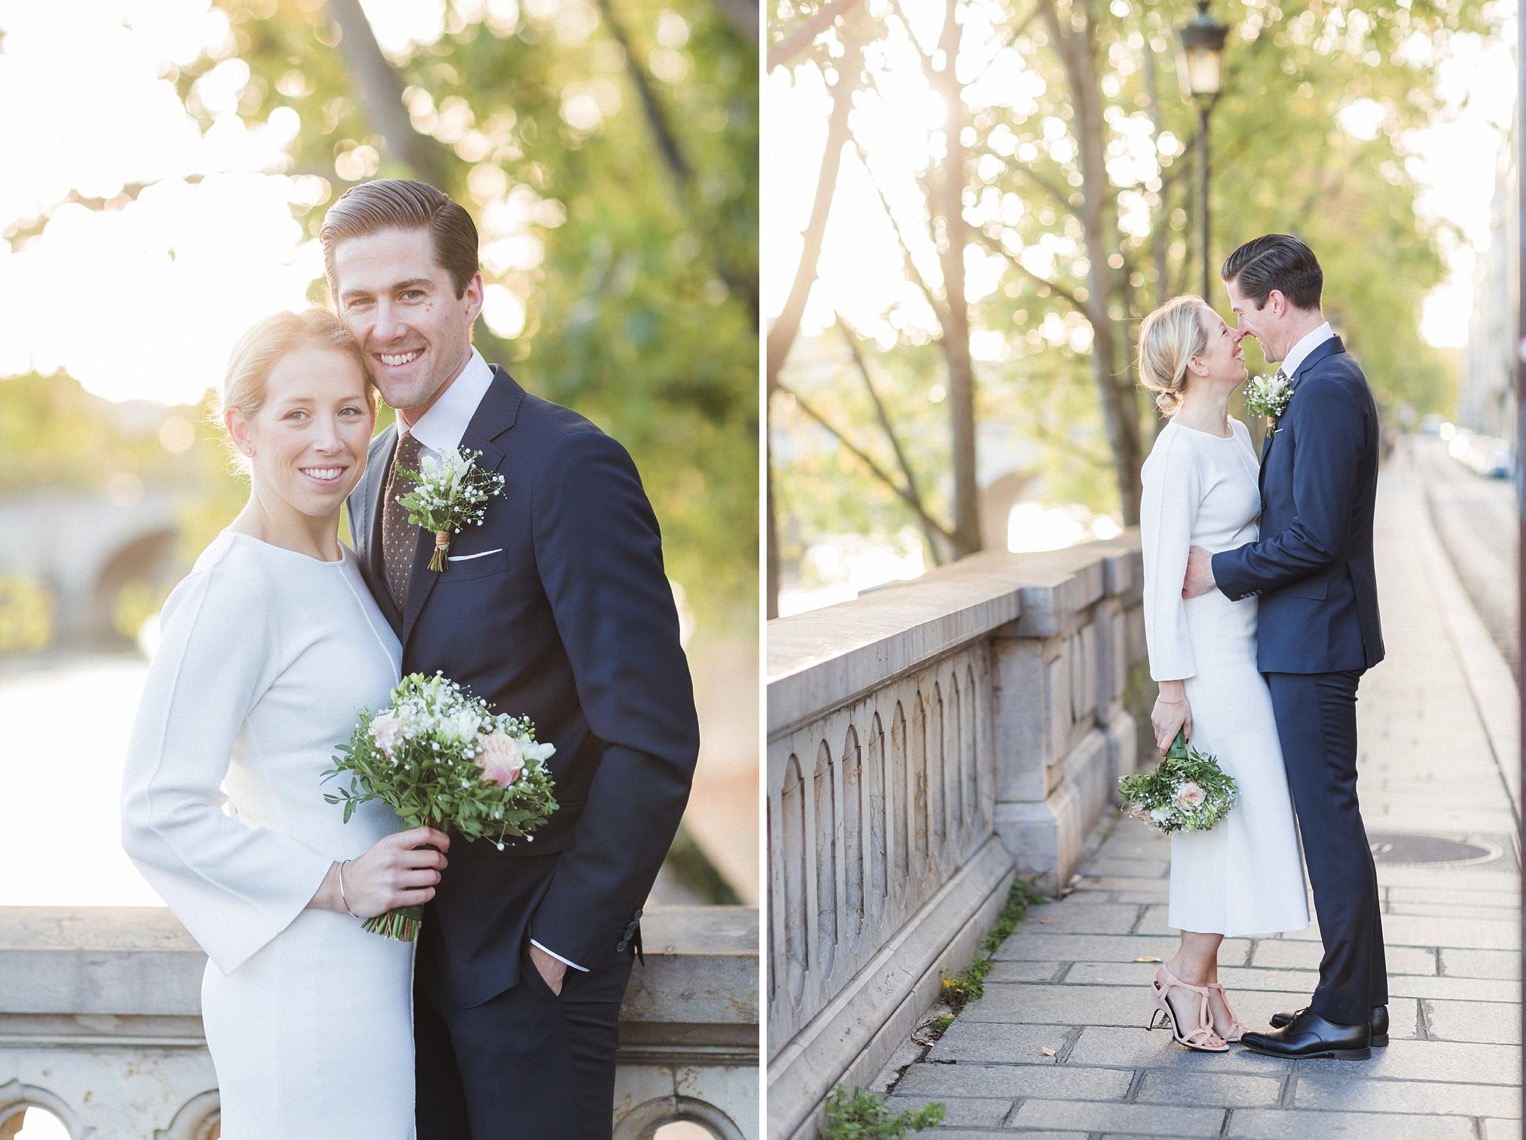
[1177,0,1228,299]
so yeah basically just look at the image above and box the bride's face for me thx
[1195,307,1248,388]
[230,346,375,521]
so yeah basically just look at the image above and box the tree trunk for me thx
[326,0,449,188]
[766,24,863,618]
[1042,0,1143,525]
[930,0,982,555]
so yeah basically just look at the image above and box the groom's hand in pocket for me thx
[529,942,567,995]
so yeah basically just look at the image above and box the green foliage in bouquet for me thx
[1118,730,1237,835]
[323,673,558,939]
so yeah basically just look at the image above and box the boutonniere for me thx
[396,447,506,572]
[1245,373,1294,437]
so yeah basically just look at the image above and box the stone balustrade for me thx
[766,537,1146,1140]
[0,905,757,1140]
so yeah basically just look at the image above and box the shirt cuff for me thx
[530,939,589,972]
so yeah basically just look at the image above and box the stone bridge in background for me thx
[0,487,186,645]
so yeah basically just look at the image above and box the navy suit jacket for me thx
[347,367,699,1006]
[1210,335,1385,674]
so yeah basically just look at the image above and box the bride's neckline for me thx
[224,529,350,565]
[1171,418,1234,440]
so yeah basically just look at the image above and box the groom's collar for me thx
[1282,321,1334,383]
[398,347,495,456]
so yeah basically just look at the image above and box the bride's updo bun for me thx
[1138,295,1209,418]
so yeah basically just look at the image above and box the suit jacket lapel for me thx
[399,367,525,644]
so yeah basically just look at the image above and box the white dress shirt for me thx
[1281,321,1333,382]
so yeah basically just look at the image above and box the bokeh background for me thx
[0,0,759,922]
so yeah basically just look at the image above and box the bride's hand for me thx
[312,827,451,918]
[1151,688,1192,755]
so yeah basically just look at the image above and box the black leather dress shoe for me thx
[1268,1004,1388,1046]
[1240,1010,1372,1059]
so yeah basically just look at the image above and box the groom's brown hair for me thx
[320,179,479,300]
[1221,234,1323,311]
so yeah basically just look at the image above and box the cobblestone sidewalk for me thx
[871,453,1521,1139]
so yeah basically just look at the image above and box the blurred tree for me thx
[767,0,1499,615]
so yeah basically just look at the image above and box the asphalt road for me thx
[1407,435,1518,676]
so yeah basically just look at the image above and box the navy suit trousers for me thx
[1265,670,1388,1025]
[414,932,635,1140]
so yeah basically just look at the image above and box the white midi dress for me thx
[1140,419,1309,937]
[121,531,414,1138]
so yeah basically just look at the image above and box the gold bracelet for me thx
[337,859,360,918]
[1156,696,1185,704]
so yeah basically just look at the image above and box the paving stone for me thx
[881,1095,1013,1126]
[1248,938,1437,977]
[961,983,1160,1028]
[990,931,1170,962]
[1282,913,1519,951]
[1293,1073,1521,1117]
[1010,1099,1226,1136]
[1020,902,1143,935]
[1386,885,1521,907]
[1388,900,1519,920]
[1481,1118,1524,1139]
[891,1061,1132,1102]
[984,960,1067,984]
[1423,998,1522,1044]
[1065,1026,1293,1074]
[926,1021,1077,1065]
[919,1131,1087,1140]
[1386,974,1518,1003]
[1440,947,1520,980]
[1226,1108,1478,1139]
[1134,1070,1284,1108]
[1295,1039,1521,1084]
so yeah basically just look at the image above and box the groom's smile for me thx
[330,226,484,423]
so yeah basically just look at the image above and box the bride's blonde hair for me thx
[1138,295,1210,418]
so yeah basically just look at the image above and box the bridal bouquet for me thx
[396,447,505,571]
[323,672,558,940]
[1118,731,1237,834]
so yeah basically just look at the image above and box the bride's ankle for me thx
[1165,957,1211,987]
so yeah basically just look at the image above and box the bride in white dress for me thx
[121,310,450,1137]
[1137,296,1309,1052]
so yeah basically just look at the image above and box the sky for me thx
[0,0,520,406]
[762,3,1518,351]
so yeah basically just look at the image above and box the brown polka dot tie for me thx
[381,431,424,610]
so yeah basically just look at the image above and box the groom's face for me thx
[330,226,484,423]
[1224,277,1282,363]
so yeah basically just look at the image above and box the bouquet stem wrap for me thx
[428,531,451,572]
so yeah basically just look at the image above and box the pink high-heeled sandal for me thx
[1205,981,1249,1042]
[1148,965,1229,1053]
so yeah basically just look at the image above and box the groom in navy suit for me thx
[1184,234,1387,1059]
[323,179,699,1136]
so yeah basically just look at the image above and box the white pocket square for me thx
[447,548,504,563]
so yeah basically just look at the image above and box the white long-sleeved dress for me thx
[1140,419,1309,936]
[121,530,413,1138]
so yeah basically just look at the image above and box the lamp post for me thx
[1177,0,1228,299]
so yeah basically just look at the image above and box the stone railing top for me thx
[767,536,1141,739]
[0,905,757,1049]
